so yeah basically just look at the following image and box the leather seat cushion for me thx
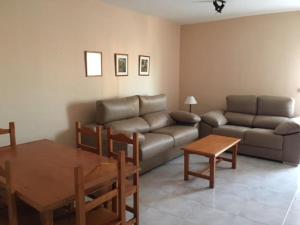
[253,115,290,129]
[244,128,283,150]
[212,125,250,143]
[225,112,255,127]
[142,111,175,131]
[105,117,150,133]
[141,133,174,160]
[154,125,199,146]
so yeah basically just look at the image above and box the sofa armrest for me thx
[201,110,228,127]
[283,133,300,165]
[170,111,201,125]
[274,119,300,136]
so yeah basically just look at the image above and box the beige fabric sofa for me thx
[87,94,200,173]
[200,95,300,165]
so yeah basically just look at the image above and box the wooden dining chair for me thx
[107,128,140,225]
[0,122,16,210]
[0,161,18,225]
[0,122,16,148]
[55,151,126,225]
[75,121,102,155]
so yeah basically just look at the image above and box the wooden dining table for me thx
[0,139,118,225]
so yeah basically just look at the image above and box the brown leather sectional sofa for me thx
[87,94,201,173]
[200,95,300,165]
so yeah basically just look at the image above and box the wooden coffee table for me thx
[181,135,241,188]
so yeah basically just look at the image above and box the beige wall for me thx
[180,12,300,115]
[0,0,180,146]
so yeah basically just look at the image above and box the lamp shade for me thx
[184,96,198,105]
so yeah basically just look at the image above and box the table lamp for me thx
[184,96,198,112]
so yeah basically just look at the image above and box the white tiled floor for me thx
[139,154,300,225]
[283,190,300,225]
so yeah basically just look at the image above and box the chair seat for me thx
[55,208,120,225]
[90,179,137,199]
[125,162,140,177]
[125,180,137,198]
[87,208,120,225]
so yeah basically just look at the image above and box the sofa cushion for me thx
[275,121,300,135]
[225,112,254,127]
[96,96,139,124]
[154,125,199,146]
[142,111,175,131]
[139,94,167,115]
[212,125,250,143]
[141,133,174,160]
[202,110,228,127]
[253,115,290,129]
[105,117,150,133]
[170,111,201,124]
[226,95,257,114]
[257,96,295,118]
[244,128,283,150]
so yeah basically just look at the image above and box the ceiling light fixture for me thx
[213,0,226,13]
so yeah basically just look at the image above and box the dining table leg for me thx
[40,211,53,225]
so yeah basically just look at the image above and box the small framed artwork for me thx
[85,51,102,77]
[139,55,150,76]
[115,54,128,76]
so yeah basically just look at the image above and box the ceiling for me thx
[101,0,300,24]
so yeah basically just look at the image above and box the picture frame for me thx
[84,51,102,77]
[115,53,128,76]
[138,55,150,76]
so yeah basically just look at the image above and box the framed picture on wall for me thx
[138,55,150,76]
[115,54,128,76]
[84,51,102,77]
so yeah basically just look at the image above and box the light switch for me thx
[297,88,300,93]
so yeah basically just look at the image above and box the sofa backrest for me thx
[226,95,257,115]
[139,94,167,115]
[225,95,295,128]
[257,96,295,118]
[96,94,167,125]
[96,96,139,124]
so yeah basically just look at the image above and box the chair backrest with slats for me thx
[76,122,102,155]
[0,161,18,225]
[107,128,140,167]
[74,151,126,225]
[0,122,16,148]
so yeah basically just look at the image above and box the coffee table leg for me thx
[232,144,238,169]
[209,157,216,188]
[184,152,189,181]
